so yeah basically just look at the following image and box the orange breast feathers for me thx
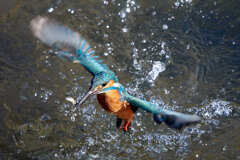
[96,80,136,131]
[96,80,134,118]
[97,82,126,113]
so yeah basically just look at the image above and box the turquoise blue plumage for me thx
[103,84,201,129]
[30,16,201,130]
[30,16,117,81]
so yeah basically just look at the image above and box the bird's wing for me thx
[124,94,201,130]
[30,16,117,77]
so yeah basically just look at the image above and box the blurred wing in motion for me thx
[124,94,201,130]
[30,16,117,78]
[153,110,201,130]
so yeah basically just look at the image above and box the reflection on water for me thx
[0,0,240,159]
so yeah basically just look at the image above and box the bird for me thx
[30,16,201,131]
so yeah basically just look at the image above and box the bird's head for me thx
[91,71,117,89]
[76,71,119,106]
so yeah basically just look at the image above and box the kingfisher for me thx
[30,16,200,131]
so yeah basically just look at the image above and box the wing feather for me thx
[124,94,201,130]
[30,16,116,76]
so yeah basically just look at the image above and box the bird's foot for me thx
[123,121,131,132]
[116,118,132,132]
[116,118,122,129]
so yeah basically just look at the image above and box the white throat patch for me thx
[112,83,121,88]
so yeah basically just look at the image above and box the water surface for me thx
[0,0,240,159]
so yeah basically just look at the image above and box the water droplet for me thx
[122,27,128,32]
[159,50,166,55]
[54,153,58,157]
[119,10,126,19]
[126,7,131,13]
[103,0,109,5]
[152,11,157,16]
[66,97,76,105]
[48,8,54,13]
[87,137,95,146]
[147,61,166,84]
[40,113,52,121]
[174,1,180,7]
[71,115,76,122]
[164,89,170,94]
[103,33,109,38]
[161,41,166,48]
[162,24,168,30]
[131,0,136,5]
[222,145,227,151]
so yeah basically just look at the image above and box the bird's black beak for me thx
[75,86,103,107]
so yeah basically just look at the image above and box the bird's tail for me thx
[153,109,201,130]
[30,16,93,61]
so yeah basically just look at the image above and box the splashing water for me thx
[198,100,233,119]
[174,0,193,8]
[118,0,139,23]
[147,61,166,85]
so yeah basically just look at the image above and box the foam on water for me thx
[196,99,233,119]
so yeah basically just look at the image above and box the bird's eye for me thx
[102,83,107,87]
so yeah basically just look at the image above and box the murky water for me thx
[0,0,240,159]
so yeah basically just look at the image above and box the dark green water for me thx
[0,0,240,159]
